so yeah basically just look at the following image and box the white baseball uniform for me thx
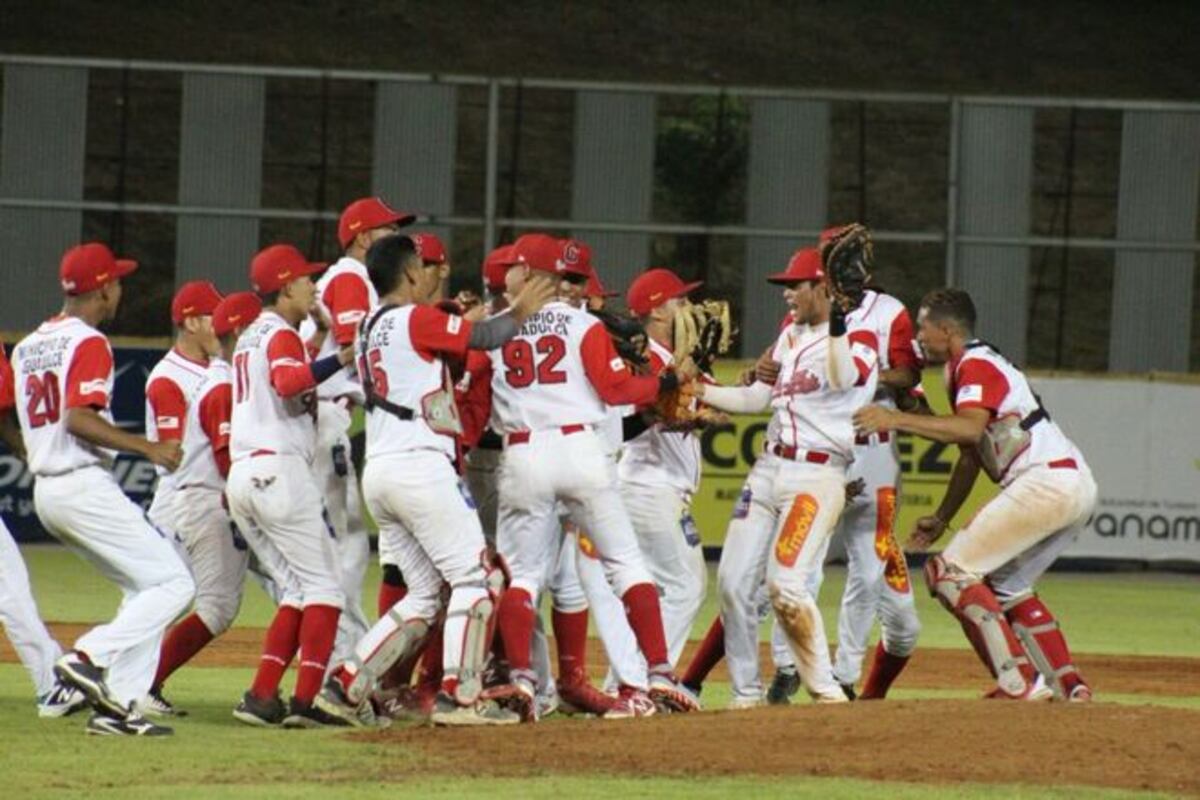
[13,315,194,706]
[145,351,248,639]
[703,315,879,703]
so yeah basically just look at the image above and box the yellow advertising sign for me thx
[691,360,999,548]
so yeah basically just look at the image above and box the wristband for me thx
[658,371,680,394]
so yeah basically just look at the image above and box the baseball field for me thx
[2,544,1197,799]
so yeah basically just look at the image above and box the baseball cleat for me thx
[535,690,560,719]
[281,697,352,729]
[602,686,656,720]
[375,685,436,721]
[1067,683,1094,703]
[430,692,519,726]
[86,711,173,737]
[983,684,1053,701]
[765,667,801,705]
[314,678,375,728]
[37,680,88,719]
[232,690,286,727]
[557,671,619,716]
[840,682,858,701]
[648,672,701,713]
[482,677,537,723]
[141,687,188,718]
[54,652,128,720]
[727,694,765,710]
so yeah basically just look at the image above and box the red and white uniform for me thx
[942,342,1097,591]
[12,316,193,706]
[0,345,67,699]
[302,256,378,404]
[226,310,342,610]
[146,354,247,641]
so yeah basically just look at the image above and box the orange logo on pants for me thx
[775,494,819,568]
[883,535,911,593]
[577,532,599,560]
[874,487,897,562]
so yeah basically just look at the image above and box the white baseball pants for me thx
[0,521,63,697]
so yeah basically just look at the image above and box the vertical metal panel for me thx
[0,65,88,328]
[1109,111,1200,372]
[743,99,830,354]
[571,91,656,296]
[373,81,457,249]
[176,73,264,289]
[955,105,1033,362]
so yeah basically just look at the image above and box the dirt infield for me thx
[5,623,1199,697]
[363,701,1200,794]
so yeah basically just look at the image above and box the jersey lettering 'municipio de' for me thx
[145,350,231,501]
[230,311,318,463]
[12,315,116,476]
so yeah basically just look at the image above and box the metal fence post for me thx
[944,97,961,286]
[483,79,500,254]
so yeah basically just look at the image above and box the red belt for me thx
[768,443,832,464]
[250,449,276,459]
[1047,458,1077,470]
[855,431,891,445]
[506,424,586,447]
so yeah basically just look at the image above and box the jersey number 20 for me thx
[25,372,61,428]
[503,336,567,388]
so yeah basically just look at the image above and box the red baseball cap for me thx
[171,280,223,324]
[212,292,263,337]
[411,233,447,264]
[585,270,618,299]
[509,233,591,278]
[250,244,326,294]
[626,268,702,316]
[482,244,516,292]
[767,248,824,284]
[337,197,416,249]
[59,243,138,295]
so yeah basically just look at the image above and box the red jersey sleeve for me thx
[65,336,114,409]
[267,328,316,398]
[198,382,233,477]
[847,329,879,386]
[146,377,187,441]
[580,323,660,407]
[323,272,372,346]
[0,347,14,411]
[456,351,494,449]
[887,308,919,370]
[409,305,473,361]
[953,358,1009,413]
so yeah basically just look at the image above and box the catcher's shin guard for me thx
[341,609,432,705]
[924,555,1034,697]
[442,582,495,705]
[1002,593,1084,699]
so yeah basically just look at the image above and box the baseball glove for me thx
[671,299,735,374]
[820,223,873,313]
[592,309,650,371]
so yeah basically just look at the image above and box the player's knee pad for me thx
[443,583,494,705]
[381,563,405,588]
[926,555,1032,695]
[1002,592,1078,699]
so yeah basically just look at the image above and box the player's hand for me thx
[755,357,781,385]
[907,515,947,551]
[336,343,355,366]
[853,404,896,435]
[310,304,332,332]
[844,478,866,503]
[509,274,557,322]
[145,439,183,472]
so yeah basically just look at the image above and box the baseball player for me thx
[693,240,879,704]
[227,243,355,728]
[313,233,556,726]
[300,196,416,666]
[480,233,698,722]
[854,287,1096,701]
[144,289,260,715]
[13,243,195,735]
[0,342,86,718]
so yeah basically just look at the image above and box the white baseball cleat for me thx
[603,686,657,720]
[727,694,765,710]
[37,681,87,719]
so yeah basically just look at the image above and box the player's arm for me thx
[580,323,671,407]
[828,319,878,391]
[323,273,372,347]
[456,351,493,450]
[198,382,233,478]
[856,357,1003,445]
[0,351,25,460]
[145,377,187,442]
[880,307,920,391]
[693,378,772,414]
[269,329,352,398]
[909,448,982,551]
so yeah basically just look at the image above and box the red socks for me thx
[153,613,215,689]
[497,588,536,672]
[621,583,669,669]
[251,605,302,701]
[860,641,910,699]
[552,607,590,678]
[682,616,726,689]
[377,581,407,618]
[293,604,342,704]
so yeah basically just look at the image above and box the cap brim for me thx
[114,259,139,279]
[669,279,704,298]
[300,261,328,278]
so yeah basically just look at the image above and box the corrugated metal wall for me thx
[743,98,830,355]
[373,82,457,249]
[955,104,1034,363]
[1109,111,1200,372]
[0,65,88,328]
[176,73,265,291]
[571,91,656,295]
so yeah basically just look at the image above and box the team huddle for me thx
[0,198,1099,736]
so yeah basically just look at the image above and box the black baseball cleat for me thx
[86,711,173,736]
[840,682,858,701]
[282,697,352,728]
[142,687,188,718]
[766,667,801,706]
[232,690,286,727]
[54,652,129,720]
[37,680,88,718]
